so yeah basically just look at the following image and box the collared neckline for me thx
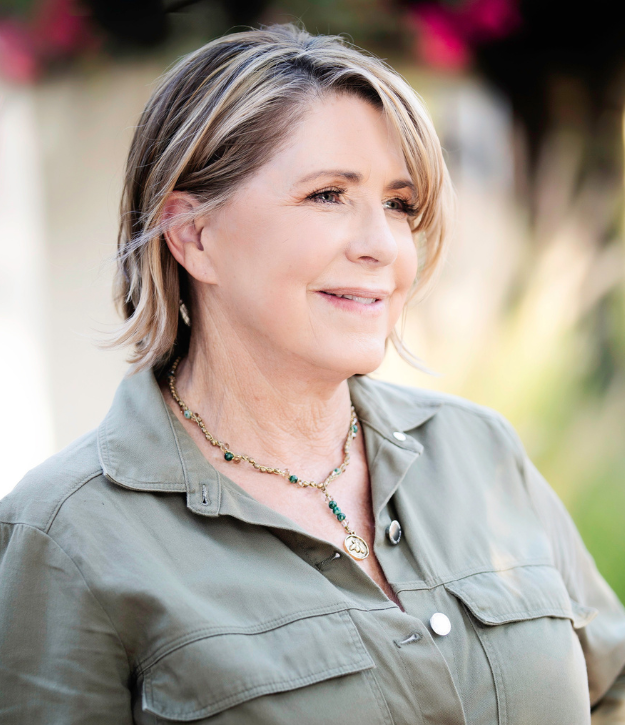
[347,375,443,454]
[97,368,444,508]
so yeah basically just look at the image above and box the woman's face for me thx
[195,92,419,379]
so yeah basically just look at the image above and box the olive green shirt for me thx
[1,370,625,724]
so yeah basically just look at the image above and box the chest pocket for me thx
[445,564,597,725]
[139,609,391,725]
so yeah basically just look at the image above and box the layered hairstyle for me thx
[111,23,454,372]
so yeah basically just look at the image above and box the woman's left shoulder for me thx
[352,375,522,456]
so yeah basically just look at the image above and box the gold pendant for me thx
[344,534,369,560]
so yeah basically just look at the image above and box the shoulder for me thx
[362,375,498,413]
[0,428,105,534]
[356,375,522,449]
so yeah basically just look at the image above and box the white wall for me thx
[0,60,162,495]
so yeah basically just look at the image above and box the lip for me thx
[318,287,390,299]
[315,287,389,313]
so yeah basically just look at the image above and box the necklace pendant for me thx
[344,534,369,560]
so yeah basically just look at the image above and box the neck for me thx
[173,319,355,481]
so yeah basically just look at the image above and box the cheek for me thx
[213,209,339,326]
[388,232,419,315]
[260,220,345,329]
[399,233,419,283]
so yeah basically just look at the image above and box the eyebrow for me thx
[295,169,416,195]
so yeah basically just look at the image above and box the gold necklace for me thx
[167,357,370,560]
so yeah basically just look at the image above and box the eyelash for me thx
[307,187,418,218]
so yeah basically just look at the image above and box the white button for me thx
[386,520,402,545]
[429,613,451,636]
[392,431,406,441]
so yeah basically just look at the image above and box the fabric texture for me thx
[1,369,624,724]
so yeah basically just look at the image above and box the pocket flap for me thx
[142,610,375,722]
[445,565,598,629]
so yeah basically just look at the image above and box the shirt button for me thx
[392,431,407,441]
[386,520,402,545]
[429,612,451,636]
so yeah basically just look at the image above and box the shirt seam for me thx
[0,468,103,533]
[147,659,371,720]
[361,668,397,725]
[455,602,575,624]
[465,603,506,725]
[101,477,186,491]
[215,469,223,511]
[1,521,133,675]
[44,468,104,532]
[429,398,520,432]
[370,610,427,725]
[492,414,525,469]
[98,414,112,477]
[136,602,373,676]
[393,559,555,591]
[491,415,572,590]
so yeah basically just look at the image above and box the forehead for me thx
[256,92,411,186]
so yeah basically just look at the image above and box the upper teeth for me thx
[334,294,376,304]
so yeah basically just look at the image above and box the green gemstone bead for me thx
[289,475,298,483]
[352,424,358,434]
[183,410,192,419]
[224,452,234,461]
[337,513,346,522]
[328,500,336,509]
[333,468,340,475]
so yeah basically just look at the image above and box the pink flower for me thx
[0,0,100,84]
[33,0,99,57]
[462,0,521,41]
[0,20,39,83]
[409,0,521,71]
[410,5,470,71]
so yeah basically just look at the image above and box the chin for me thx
[312,338,387,378]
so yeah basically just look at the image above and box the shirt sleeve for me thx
[497,416,625,720]
[0,522,133,724]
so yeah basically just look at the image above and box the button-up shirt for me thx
[1,370,624,724]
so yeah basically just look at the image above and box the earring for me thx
[179,300,191,327]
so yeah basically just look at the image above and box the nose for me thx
[345,203,399,268]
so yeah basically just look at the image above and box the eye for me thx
[307,187,344,204]
[384,198,418,217]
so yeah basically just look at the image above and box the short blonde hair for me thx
[111,23,453,372]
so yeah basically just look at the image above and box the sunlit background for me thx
[1,0,624,600]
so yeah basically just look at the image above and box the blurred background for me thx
[0,0,623,600]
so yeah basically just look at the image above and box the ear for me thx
[162,192,217,285]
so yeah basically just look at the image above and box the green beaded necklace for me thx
[167,357,370,560]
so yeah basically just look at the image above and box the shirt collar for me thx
[97,368,443,508]
[347,375,443,453]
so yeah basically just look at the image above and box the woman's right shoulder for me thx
[0,428,105,535]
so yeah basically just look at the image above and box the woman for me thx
[1,23,624,725]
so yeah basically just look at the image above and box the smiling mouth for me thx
[322,292,380,305]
